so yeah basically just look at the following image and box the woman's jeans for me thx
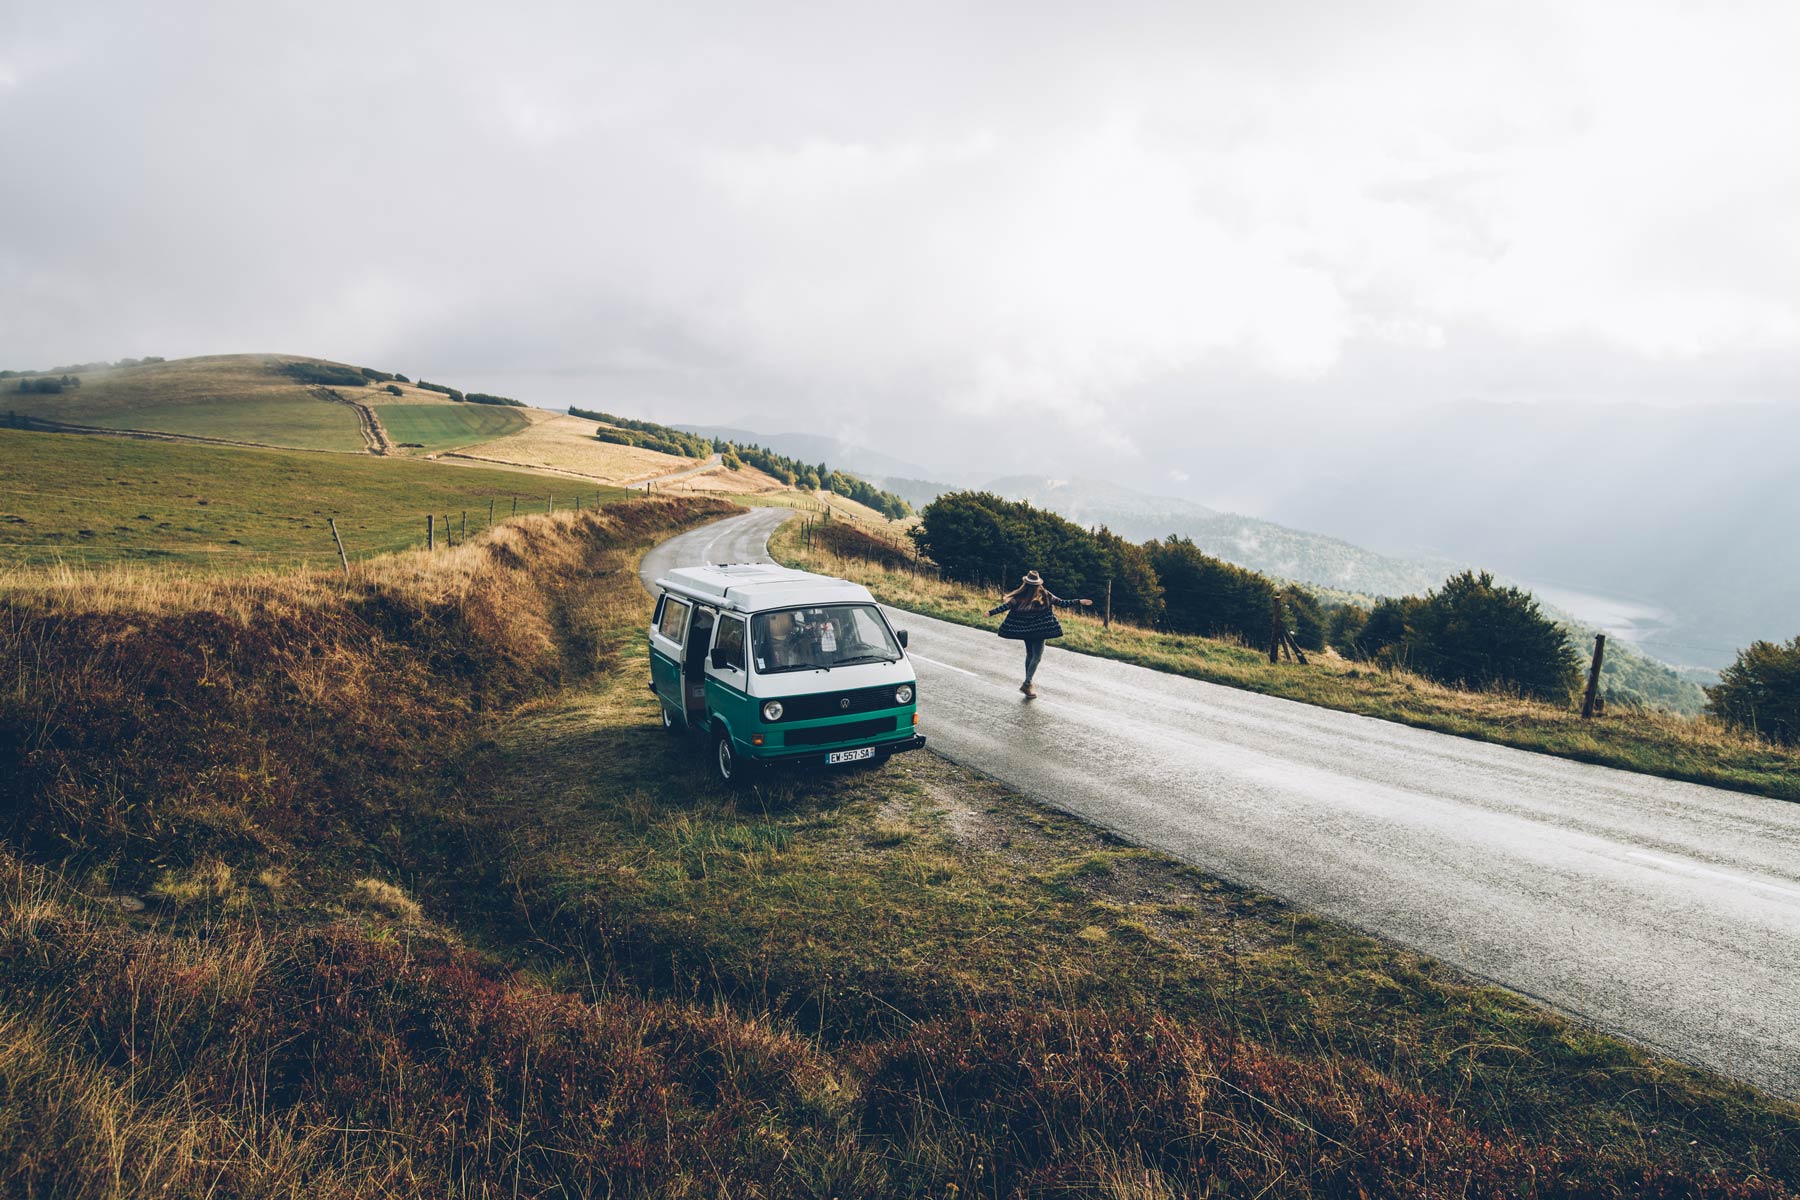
[1023,639,1046,682]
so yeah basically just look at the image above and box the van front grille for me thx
[776,684,911,722]
[782,716,898,746]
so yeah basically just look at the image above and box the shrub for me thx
[1327,602,1369,655]
[1348,597,1415,663]
[465,392,526,407]
[1404,571,1580,701]
[416,380,464,402]
[393,373,410,383]
[1096,526,1163,624]
[1281,585,1326,651]
[279,361,368,387]
[1149,536,1276,645]
[1707,637,1800,745]
[358,367,396,382]
[383,383,403,396]
[914,491,1104,597]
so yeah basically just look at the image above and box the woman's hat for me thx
[1021,570,1043,585]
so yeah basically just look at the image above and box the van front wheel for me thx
[661,704,682,734]
[713,730,746,788]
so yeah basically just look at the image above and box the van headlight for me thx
[761,700,784,722]
[895,684,914,705]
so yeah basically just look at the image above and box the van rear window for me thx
[657,596,691,643]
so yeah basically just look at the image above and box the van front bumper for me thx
[747,733,926,769]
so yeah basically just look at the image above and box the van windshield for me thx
[751,604,901,673]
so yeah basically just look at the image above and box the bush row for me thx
[570,407,713,457]
[914,492,1580,701]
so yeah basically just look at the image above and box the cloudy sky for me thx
[5,0,1798,499]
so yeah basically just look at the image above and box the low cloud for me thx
[2,0,1797,476]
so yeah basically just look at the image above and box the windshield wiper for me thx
[831,653,898,666]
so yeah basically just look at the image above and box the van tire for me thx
[713,729,746,788]
[661,704,682,734]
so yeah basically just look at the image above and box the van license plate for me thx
[827,747,875,764]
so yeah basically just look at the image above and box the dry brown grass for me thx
[661,461,791,495]
[451,412,697,483]
[3,498,1797,1196]
[1,496,740,888]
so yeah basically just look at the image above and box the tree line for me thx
[12,375,82,395]
[568,408,912,518]
[722,442,911,519]
[915,492,1576,703]
[570,408,715,457]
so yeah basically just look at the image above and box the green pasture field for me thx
[0,428,625,573]
[374,402,530,451]
[3,354,371,451]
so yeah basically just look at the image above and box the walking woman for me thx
[987,570,1092,698]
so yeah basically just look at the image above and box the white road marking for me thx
[908,653,982,678]
[1627,851,1800,900]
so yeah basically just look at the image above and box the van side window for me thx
[657,596,690,644]
[713,615,747,672]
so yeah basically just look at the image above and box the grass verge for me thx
[771,517,1800,803]
[3,504,1796,1197]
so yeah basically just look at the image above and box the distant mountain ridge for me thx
[967,474,1467,602]
[675,423,1469,599]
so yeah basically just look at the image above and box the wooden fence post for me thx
[1104,579,1112,630]
[1269,597,1282,664]
[1581,634,1607,718]
[488,498,494,527]
[461,510,467,542]
[328,517,350,577]
[427,514,435,551]
[444,514,452,546]
[511,495,518,518]
[548,496,554,515]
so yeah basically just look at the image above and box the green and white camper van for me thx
[649,563,925,785]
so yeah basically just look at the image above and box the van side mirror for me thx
[710,647,736,671]
[896,629,909,648]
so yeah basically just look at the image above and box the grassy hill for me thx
[3,353,533,455]
[4,354,386,450]
[0,427,623,573]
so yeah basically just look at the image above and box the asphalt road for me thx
[641,507,1800,1097]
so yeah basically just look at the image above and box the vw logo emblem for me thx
[839,698,852,711]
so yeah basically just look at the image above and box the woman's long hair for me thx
[1003,580,1049,609]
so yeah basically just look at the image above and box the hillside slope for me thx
[3,353,530,454]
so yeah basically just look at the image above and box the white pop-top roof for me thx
[655,563,876,613]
